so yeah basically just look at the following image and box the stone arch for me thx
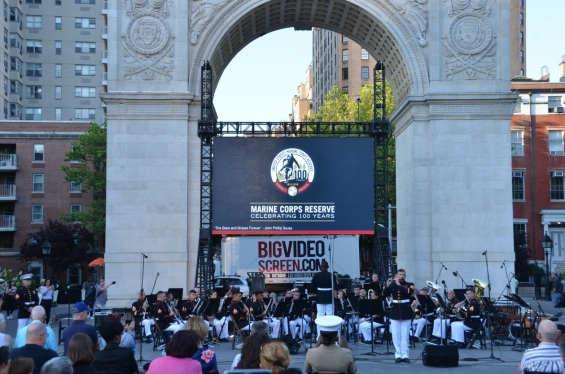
[187,0,430,105]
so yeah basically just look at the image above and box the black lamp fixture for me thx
[542,232,553,300]
[41,239,52,257]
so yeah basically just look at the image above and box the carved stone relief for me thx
[190,0,232,45]
[122,0,175,80]
[443,0,496,80]
[387,0,428,47]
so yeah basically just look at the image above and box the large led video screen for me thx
[212,137,374,235]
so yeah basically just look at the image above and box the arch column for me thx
[392,93,517,292]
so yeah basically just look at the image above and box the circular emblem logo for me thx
[270,149,314,196]
[126,14,169,55]
[448,13,492,55]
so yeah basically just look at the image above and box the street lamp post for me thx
[356,95,361,122]
[41,239,52,281]
[541,232,553,300]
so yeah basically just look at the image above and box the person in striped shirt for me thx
[519,320,564,373]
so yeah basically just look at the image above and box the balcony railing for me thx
[0,184,16,200]
[0,215,15,231]
[102,72,108,86]
[102,0,108,13]
[102,50,108,63]
[0,154,17,169]
[102,26,108,39]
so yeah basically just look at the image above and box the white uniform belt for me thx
[318,287,332,291]
[470,316,481,319]
[424,312,435,316]
[392,300,410,304]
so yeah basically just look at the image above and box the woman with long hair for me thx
[184,317,219,374]
[66,333,104,374]
[236,330,271,369]
[39,279,54,324]
[4,281,16,319]
[146,330,202,374]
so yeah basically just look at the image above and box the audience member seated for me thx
[259,341,301,374]
[10,323,57,374]
[97,313,135,353]
[0,315,11,350]
[62,302,97,355]
[14,307,56,352]
[66,333,104,374]
[232,321,271,370]
[304,316,356,374]
[519,320,564,373]
[93,320,138,374]
[39,357,73,374]
[184,317,219,374]
[146,330,202,374]
[7,358,33,374]
[0,346,9,374]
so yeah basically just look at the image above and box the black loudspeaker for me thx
[282,335,301,355]
[422,344,459,367]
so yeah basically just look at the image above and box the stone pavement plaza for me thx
[4,293,560,374]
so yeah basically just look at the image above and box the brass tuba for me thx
[472,279,488,297]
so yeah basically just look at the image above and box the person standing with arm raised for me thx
[383,269,414,363]
[94,279,115,310]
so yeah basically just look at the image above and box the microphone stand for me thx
[435,263,447,284]
[478,251,503,362]
[137,253,149,364]
[150,272,160,295]
[453,271,468,288]
[497,261,513,301]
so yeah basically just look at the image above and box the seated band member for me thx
[431,290,459,341]
[450,289,481,348]
[335,290,353,334]
[181,290,198,320]
[228,290,251,331]
[153,291,176,342]
[250,290,280,339]
[410,288,435,342]
[283,289,311,341]
[358,290,385,343]
[359,289,367,300]
[212,291,230,341]
[132,290,154,343]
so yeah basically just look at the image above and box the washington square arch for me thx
[101,0,517,305]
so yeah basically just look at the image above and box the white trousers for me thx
[432,318,451,339]
[359,320,384,341]
[451,321,473,343]
[141,318,155,337]
[410,318,429,338]
[390,319,411,359]
[266,317,281,339]
[164,321,185,333]
[17,318,31,331]
[284,316,311,338]
[212,317,230,339]
[316,303,333,317]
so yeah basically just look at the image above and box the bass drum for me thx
[509,321,521,340]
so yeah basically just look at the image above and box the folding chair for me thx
[230,315,249,350]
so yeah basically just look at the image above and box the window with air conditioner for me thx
[551,171,565,201]
[512,171,525,201]
[549,96,562,112]
[31,205,43,222]
[549,130,564,155]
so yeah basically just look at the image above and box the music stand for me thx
[434,294,447,346]
[274,301,290,339]
[359,299,390,356]
[167,288,183,302]
[453,289,467,303]
[416,295,436,344]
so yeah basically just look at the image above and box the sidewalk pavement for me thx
[2,294,560,374]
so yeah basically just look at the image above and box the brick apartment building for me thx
[0,121,95,287]
[511,76,565,275]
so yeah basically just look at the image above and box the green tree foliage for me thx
[18,220,96,277]
[304,83,396,207]
[60,123,106,234]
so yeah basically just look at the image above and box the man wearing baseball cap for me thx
[61,301,97,354]
[15,274,39,331]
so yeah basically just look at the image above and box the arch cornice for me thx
[187,0,430,102]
